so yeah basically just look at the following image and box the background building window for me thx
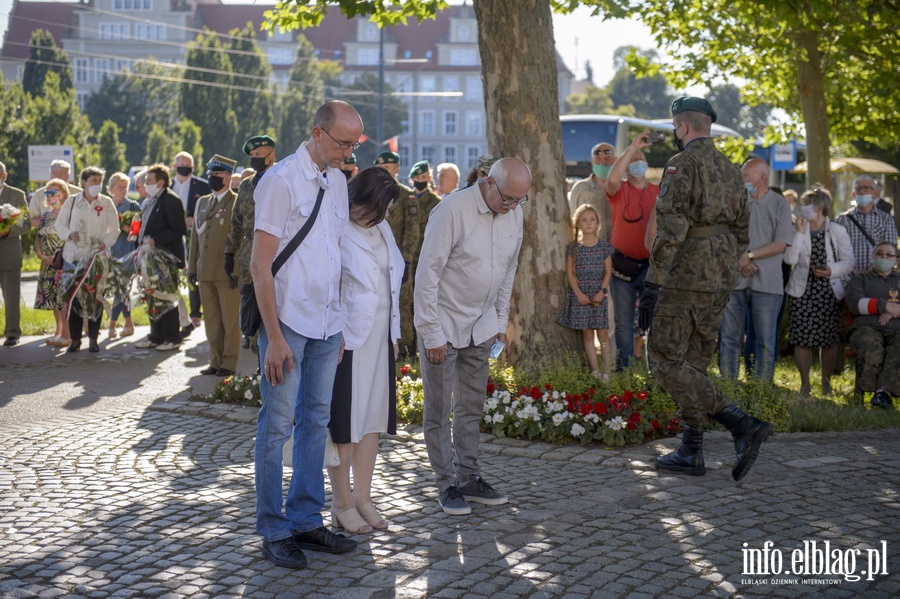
[450,48,477,66]
[135,25,166,40]
[357,48,379,65]
[94,58,110,84]
[399,146,410,172]
[465,112,483,137]
[419,76,436,94]
[74,58,89,84]
[443,76,459,102]
[443,112,458,136]
[421,146,434,164]
[467,146,480,169]
[444,146,457,166]
[420,111,435,136]
[99,23,129,40]
[466,76,483,102]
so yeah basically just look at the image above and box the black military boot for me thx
[656,423,706,476]
[713,405,773,481]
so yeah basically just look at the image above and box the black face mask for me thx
[673,124,685,152]
[208,175,226,192]
[176,166,193,177]
[413,180,428,191]
[249,156,269,172]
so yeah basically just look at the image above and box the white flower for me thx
[547,400,565,413]
[571,423,586,437]
[552,412,569,425]
[584,413,600,424]
[491,413,505,424]
[532,413,541,422]
[551,390,560,400]
[606,416,626,431]
[515,405,539,421]
[244,390,253,400]
[485,397,498,411]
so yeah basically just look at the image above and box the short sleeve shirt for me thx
[736,189,794,294]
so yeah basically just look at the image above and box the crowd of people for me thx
[0,95,897,572]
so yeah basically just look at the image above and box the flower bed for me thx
[204,374,262,406]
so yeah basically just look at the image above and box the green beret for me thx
[342,153,357,166]
[374,151,400,165]
[671,96,717,123]
[243,135,275,156]
[408,160,431,179]
[206,154,237,174]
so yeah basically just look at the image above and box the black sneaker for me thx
[438,485,472,515]
[180,323,195,339]
[292,526,357,554]
[459,476,508,506]
[261,537,307,569]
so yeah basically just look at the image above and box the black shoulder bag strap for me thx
[845,213,877,249]
[270,186,325,277]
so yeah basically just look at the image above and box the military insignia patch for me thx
[659,184,668,197]
[666,166,677,174]
[410,205,418,214]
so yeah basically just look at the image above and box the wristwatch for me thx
[746,250,755,260]
[601,288,608,294]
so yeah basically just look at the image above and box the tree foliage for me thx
[85,61,181,166]
[182,30,238,163]
[606,46,673,119]
[227,23,276,160]
[177,119,205,168]
[144,124,173,165]
[278,34,324,154]
[620,0,900,189]
[22,29,73,96]
[706,84,773,138]
[97,120,128,175]
[564,85,634,116]
[334,73,407,166]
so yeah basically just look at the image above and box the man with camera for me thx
[605,133,659,371]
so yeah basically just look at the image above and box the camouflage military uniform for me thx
[387,184,441,355]
[646,137,751,427]
[845,268,900,395]
[224,175,259,286]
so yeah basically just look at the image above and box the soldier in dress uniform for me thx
[0,161,30,346]
[225,135,276,351]
[189,154,240,376]
[383,159,441,357]
[639,96,773,482]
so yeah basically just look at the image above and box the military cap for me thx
[242,135,275,156]
[408,160,431,179]
[206,154,237,174]
[671,96,717,123]
[342,153,357,165]
[374,151,400,165]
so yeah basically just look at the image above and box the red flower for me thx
[593,402,607,415]
[623,390,633,401]
[579,403,593,416]
[627,422,637,431]
[607,394,621,403]
[544,383,553,391]
[530,386,542,399]
[400,364,411,376]
[637,391,648,400]
[486,382,495,395]
[650,419,660,430]
[628,411,641,423]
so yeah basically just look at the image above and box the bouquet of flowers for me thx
[118,210,142,236]
[0,203,25,236]
[134,244,182,322]
[59,250,127,321]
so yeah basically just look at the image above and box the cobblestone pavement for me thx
[1,337,899,598]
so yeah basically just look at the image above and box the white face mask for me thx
[800,205,817,221]
[87,184,102,198]
[144,183,159,197]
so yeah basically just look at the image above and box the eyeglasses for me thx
[491,178,529,206]
[320,128,361,150]
[854,185,876,192]
[873,251,898,259]
[44,190,58,196]
[593,148,614,156]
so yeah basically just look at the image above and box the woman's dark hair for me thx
[348,166,401,227]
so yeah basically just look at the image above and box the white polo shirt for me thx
[254,143,348,339]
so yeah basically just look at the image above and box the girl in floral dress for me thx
[33,179,70,347]
[557,204,614,379]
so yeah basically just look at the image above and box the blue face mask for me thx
[628,161,649,178]
[855,194,874,208]
[872,258,896,274]
[592,164,611,180]
[744,182,756,196]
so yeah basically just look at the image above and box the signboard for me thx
[771,142,797,171]
[28,145,75,183]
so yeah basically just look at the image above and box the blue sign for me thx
[771,141,797,170]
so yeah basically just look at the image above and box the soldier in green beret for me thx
[225,135,277,351]
[638,96,773,482]
[385,159,441,357]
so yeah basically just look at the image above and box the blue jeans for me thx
[610,268,647,371]
[719,289,783,381]
[255,321,342,542]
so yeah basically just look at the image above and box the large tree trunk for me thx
[474,0,579,372]
[795,30,832,196]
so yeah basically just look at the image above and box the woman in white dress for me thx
[328,167,405,533]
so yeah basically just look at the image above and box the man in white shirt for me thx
[250,100,363,569]
[415,157,531,515]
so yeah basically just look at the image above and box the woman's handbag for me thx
[49,249,65,270]
[611,251,649,282]
[239,187,325,337]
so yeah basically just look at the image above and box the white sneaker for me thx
[155,342,180,351]
[135,339,158,349]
